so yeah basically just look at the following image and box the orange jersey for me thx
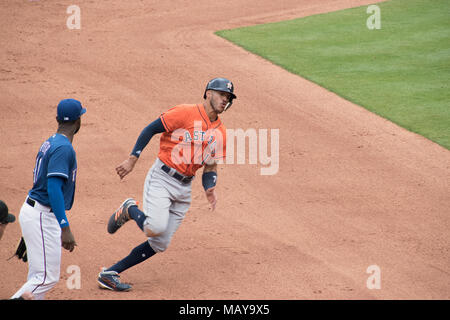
[158,104,227,177]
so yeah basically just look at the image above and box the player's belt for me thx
[161,164,193,184]
[26,197,53,212]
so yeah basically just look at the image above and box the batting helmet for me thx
[203,77,237,110]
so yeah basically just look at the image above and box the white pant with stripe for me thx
[11,200,61,300]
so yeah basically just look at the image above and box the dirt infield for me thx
[1,0,449,300]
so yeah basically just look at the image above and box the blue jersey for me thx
[28,133,77,210]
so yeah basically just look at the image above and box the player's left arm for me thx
[203,162,218,211]
[202,126,226,211]
[47,176,77,252]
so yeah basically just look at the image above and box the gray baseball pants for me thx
[143,158,192,252]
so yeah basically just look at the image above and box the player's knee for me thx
[33,270,59,286]
[143,224,165,237]
[32,272,59,291]
[143,219,168,237]
[144,228,156,237]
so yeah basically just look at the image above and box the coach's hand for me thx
[61,226,77,252]
[116,155,138,180]
[205,187,217,211]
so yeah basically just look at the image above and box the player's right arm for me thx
[116,118,166,180]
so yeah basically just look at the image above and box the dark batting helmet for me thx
[203,77,237,110]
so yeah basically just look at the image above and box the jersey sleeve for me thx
[130,118,166,157]
[159,106,191,132]
[47,145,74,180]
[47,176,70,228]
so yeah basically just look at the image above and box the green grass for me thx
[216,0,450,149]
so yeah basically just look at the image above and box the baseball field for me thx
[1,0,449,302]
[217,0,450,150]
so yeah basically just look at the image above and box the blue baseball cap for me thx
[57,99,86,122]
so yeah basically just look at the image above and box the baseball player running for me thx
[97,78,236,291]
[11,99,86,300]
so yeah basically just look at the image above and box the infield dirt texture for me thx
[1,0,449,300]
